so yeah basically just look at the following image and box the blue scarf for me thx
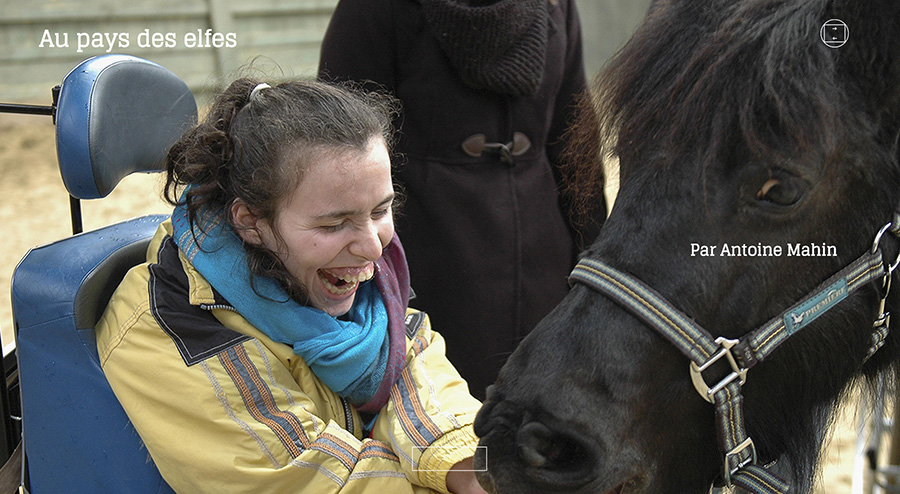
[171,204,409,412]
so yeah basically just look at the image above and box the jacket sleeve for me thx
[548,0,606,247]
[318,0,396,91]
[97,266,480,493]
[371,310,484,493]
[546,0,588,166]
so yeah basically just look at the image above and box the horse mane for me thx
[564,0,851,216]
[561,1,900,489]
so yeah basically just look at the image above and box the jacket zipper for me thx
[199,303,239,313]
[340,398,354,435]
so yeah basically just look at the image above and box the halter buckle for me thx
[723,437,757,487]
[689,337,747,404]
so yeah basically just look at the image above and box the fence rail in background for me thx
[0,0,339,104]
[0,0,651,105]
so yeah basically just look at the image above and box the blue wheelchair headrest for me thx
[55,54,197,199]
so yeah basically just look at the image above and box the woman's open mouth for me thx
[317,265,375,296]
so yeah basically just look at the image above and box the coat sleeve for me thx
[546,0,588,166]
[96,270,480,493]
[318,0,397,91]
[548,0,606,246]
[371,310,484,493]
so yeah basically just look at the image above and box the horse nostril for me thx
[517,421,562,468]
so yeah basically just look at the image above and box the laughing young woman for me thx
[95,79,486,494]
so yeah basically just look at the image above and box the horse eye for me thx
[756,178,804,206]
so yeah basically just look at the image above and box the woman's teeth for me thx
[318,266,375,295]
[339,270,375,284]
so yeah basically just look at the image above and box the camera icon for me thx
[820,19,848,48]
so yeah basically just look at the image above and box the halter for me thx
[568,220,900,494]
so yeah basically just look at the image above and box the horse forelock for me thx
[638,1,846,155]
[563,0,878,215]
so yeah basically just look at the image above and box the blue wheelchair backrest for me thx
[11,54,196,493]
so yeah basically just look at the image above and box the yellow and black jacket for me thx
[96,221,482,493]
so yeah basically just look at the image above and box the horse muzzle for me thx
[474,397,603,493]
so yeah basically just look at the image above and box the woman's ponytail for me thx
[164,78,261,224]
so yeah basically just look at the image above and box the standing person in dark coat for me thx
[318,0,604,400]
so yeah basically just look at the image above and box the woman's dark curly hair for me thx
[164,78,399,301]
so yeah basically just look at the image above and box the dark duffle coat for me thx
[318,0,603,400]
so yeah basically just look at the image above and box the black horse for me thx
[474,1,900,493]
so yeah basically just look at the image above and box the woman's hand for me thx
[446,457,489,494]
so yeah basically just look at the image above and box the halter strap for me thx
[569,241,890,494]
[735,251,884,367]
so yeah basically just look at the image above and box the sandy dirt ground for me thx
[0,116,172,348]
[0,117,874,492]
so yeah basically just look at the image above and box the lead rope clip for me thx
[867,221,900,360]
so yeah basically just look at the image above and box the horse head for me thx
[475,1,900,492]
